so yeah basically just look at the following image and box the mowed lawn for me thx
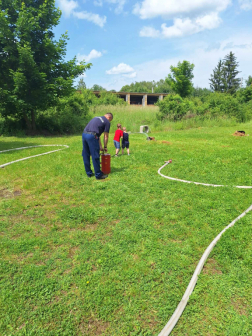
[0,125,252,336]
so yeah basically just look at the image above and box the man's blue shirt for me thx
[84,116,110,137]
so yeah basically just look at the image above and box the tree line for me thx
[1,1,252,134]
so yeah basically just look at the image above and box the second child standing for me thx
[122,127,130,155]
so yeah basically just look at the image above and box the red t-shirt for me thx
[114,129,123,142]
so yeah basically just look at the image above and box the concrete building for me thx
[92,91,169,106]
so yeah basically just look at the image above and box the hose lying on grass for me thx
[0,145,69,168]
[158,160,252,336]
[2,142,252,335]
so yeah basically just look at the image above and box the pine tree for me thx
[209,60,224,92]
[222,52,241,94]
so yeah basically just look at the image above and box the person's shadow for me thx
[110,167,126,173]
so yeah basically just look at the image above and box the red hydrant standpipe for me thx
[101,152,111,174]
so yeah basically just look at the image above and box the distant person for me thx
[82,113,113,179]
[113,123,123,157]
[122,127,130,155]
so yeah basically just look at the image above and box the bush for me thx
[36,93,90,134]
[80,89,126,106]
[236,86,252,103]
[95,91,126,106]
[156,92,252,123]
[156,94,187,121]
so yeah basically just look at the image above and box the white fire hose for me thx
[158,160,252,336]
[0,145,69,168]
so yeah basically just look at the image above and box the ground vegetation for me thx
[1,118,252,335]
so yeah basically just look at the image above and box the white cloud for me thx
[135,0,230,38]
[77,49,103,62]
[239,0,252,10]
[163,13,222,38]
[58,0,78,17]
[106,63,134,75]
[123,72,137,78]
[131,32,252,90]
[94,0,103,6]
[140,13,222,38]
[139,26,160,38]
[93,0,125,13]
[133,0,231,19]
[58,0,106,27]
[73,11,106,27]
[107,0,126,14]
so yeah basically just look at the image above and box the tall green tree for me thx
[165,61,195,97]
[91,84,106,91]
[246,76,252,87]
[0,0,91,131]
[222,52,241,94]
[76,78,86,91]
[209,60,224,92]
[154,79,172,93]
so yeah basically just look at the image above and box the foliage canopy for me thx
[209,52,241,94]
[165,61,195,98]
[0,0,91,131]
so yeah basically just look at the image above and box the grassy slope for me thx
[0,121,252,335]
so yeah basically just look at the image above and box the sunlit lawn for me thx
[0,124,252,335]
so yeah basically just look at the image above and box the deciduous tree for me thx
[76,78,86,91]
[165,61,195,97]
[0,0,91,132]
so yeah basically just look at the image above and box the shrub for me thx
[95,91,126,106]
[236,86,252,103]
[156,94,187,120]
[80,89,126,106]
[156,92,251,123]
[36,93,90,134]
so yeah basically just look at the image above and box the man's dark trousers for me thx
[82,133,103,178]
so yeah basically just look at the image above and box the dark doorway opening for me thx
[147,96,159,105]
[130,95,143,105]
[119,94,126,102]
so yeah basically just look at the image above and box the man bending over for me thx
[82,113,113,180]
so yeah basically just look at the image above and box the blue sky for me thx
[55,0,252,90]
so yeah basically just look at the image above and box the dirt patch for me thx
[68,246,80,258]
[162,141,171,144]
[231,297,248,316]
[232,130,248,136]
[79,318,110,335]
[203,258,223,275]
[84,223,99,232]
[0,188,22,199]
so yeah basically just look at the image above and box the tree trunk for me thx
[31,110,36,132]
[23,112,32,131]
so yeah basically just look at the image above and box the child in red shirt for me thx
[113,123,123,156]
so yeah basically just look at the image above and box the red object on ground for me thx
[101,153,111,174]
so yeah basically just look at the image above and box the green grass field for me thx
[1,120,252,335]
